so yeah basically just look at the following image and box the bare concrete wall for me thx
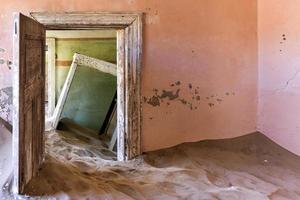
[0,0,258,152]
[258,0,300,156]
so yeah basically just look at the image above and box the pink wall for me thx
[0,0,258,152]
[258,0,300,155]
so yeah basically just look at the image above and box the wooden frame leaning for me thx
[51,53,117,129]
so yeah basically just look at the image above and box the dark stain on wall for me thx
[216,98,222,103]
[280,34,287,52]
[0,47,12,69]
[147,96,160,107]
[143,81,236,113]
[160,89,180,100]
[146,88,180,107]
[282,34,286,41]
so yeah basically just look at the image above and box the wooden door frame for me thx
[31,12,143,161]
[45,37,56,118]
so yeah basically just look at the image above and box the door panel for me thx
[12,13,45,194]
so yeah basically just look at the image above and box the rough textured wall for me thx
[258,0,300,155]
[0,0,258,152]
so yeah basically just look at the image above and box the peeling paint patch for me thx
[144,81,236,111]
[143,96,147,103]
[216,98,223,103]
[160,89,180,100]
[145,88,180,107]
[282,34,286,41]
[179,99,187,105]
[279,34,287,52]
[0,87,12,124]
[147,96,160,107]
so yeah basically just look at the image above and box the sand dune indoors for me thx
[2,129,300,199]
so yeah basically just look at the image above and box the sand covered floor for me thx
[1,130,300,199]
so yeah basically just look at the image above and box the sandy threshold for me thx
[2,130,300,200]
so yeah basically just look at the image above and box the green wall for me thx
[55,38,117,131]
[56,39,117,98]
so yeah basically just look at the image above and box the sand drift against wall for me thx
[2,132,300,199]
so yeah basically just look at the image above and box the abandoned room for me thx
[1,0,300,199]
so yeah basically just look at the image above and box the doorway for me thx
[12,12,142,194]
[45,29,119,158]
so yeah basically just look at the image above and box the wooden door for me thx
[12,13,45,194]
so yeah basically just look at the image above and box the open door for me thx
[12,13,45,194]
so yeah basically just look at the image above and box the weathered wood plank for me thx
[117,29,126,161]
[12,12,45,194]
[31,12,141,29]
[76,53,117,76]
[124,25,132,159]
[51,54,78,129]
[123,14,143,159]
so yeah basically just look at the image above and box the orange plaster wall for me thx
[0,0,258,152]
[258,0,300,156]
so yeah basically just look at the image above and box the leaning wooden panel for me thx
[12,13,45,194]
[51,53,117,129]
